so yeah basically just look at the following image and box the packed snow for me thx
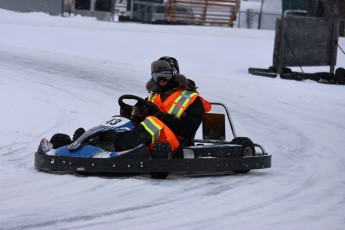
[1,8,345,230]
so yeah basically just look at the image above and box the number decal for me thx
[106,118,122,126]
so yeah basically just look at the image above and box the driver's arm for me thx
[157,97,204,139]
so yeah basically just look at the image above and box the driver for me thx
[116,56,211,157]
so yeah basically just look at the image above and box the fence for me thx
[127,0,241,27]
[237,10,281,30]
[166,0,241,27]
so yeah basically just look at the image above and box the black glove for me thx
[73,128,85,142]
[120,105,133,119]
[130,106,146,125]
[145,101,163,118]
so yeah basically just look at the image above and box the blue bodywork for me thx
[56,145,120,158]
[41,116,138,158]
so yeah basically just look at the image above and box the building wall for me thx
[0,0,63,15]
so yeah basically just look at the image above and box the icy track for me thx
[0,9,345,230]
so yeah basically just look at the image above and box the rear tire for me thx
[230,137,255,174]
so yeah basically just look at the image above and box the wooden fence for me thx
[166,0,241,27]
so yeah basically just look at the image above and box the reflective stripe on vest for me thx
[141,116,180,152]
[141,117,162,144]
[168,90,198,118]
[148,93,157,101]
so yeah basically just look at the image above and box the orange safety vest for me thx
[141,89,211,152]
[148,89,211,116]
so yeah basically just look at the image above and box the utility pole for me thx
[258,0,264,30]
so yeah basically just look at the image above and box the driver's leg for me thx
[115,124,151,151]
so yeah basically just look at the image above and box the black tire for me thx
[50,133,72,149]
[335,68,345,84]
[282,67,292,74]
[230,137,255,174]
[150,172,169,179]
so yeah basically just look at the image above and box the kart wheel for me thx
[50,133,72,149]
[335,68,345,84]
[242,145,254,157]
[150,172,169,179]
[230,137,255,174]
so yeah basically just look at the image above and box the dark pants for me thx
[115,124,151,151]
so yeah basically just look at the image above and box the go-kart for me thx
[35,94,271,179]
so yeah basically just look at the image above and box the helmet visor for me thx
[151,70,172,82]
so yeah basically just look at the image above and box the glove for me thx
[145,101,163,118]
[120,105,133,119]
[73,128,85,142]
[130,106,146,125]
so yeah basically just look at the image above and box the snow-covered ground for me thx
[1,9,345,230]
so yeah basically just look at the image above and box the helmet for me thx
[159,56,179,75]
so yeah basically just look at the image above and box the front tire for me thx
[150,172,169,179]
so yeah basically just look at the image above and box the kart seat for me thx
[172,113,226,158]
[202,113,226,141]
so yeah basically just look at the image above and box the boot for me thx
[150,142,172,158]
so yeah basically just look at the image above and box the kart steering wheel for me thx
[118,94,150,124]
[118,94,148,108]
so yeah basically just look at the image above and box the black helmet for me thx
[159,56,179,75]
